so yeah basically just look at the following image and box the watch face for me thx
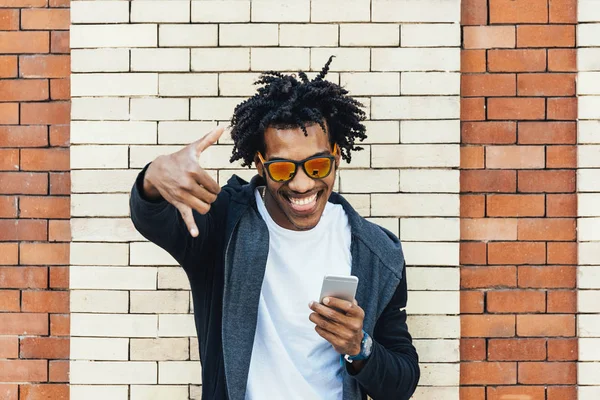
[363,335,373,357]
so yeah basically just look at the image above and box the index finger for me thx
[322,297,356,314]
[195,126,226,154]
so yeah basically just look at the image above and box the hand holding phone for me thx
[319,275,359,304]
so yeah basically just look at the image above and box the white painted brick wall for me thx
[579,9,600,395]
[71,0,461,395]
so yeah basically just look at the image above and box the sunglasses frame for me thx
[257,144,339,183]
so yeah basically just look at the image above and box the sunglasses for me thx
[257,144,338,183]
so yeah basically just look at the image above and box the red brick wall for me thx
[460,0,578,399]
[0,0,70,398]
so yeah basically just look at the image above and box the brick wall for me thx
[69,0,461,398]
[578,0,600,398]
[0,0,70,398]
[460,0,578,399]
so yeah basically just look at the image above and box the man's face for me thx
[256,123,339,231]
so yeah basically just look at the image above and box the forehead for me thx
[264,123,330,159]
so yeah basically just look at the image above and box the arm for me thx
[348,265,420,400]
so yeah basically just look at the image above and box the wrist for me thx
[142,164,162,200]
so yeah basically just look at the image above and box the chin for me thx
[278,190,328,231]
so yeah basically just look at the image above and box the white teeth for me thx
[289,194,317,206]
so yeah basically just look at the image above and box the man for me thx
[130,57,420,400]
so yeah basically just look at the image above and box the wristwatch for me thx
[344,330,373,363]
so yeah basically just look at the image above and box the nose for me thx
[287,165,315,193]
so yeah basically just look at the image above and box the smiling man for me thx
[130,57,420,400]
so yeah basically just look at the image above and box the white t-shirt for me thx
[244,188,352,400]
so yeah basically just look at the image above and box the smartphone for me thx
[319,275,359,303]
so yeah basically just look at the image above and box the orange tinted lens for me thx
[268,161,296,182]
[304,157,331,179]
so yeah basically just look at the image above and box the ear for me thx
[333,144,341,169]
[254,154,264,177]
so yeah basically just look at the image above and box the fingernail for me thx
[323,297,330,305]
[309,301,314,308]
[191,228,198,237]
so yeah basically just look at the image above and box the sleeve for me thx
[347,264,420,400]
[129,163,214,269]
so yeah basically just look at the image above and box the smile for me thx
[286,192,319,213]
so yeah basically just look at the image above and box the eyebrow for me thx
[267,150,330,162]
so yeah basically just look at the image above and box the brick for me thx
[0,313,48,335]
[488,339,546,361]
[131,0,189,23]
[374,96,459,120]
[460,338,486,361]
[312,48,371,72]
[518,122,576,144]
[50,314,69,336]
[49,221,70,242]
[131,49,190,72]
[220,23,278,46]
[462,0,487,25]
[0,196,17,218]
[0,0,46,5]
[191,0,249,22]
[517,25,575,48]
[461,74,516,97]
[461,218,517,241]
[0,103,18,124]
[0,149,18,171]
[488,49,546,72]
[547,97,577,120]
[339,24,399,47]
[0,220,47,241]
[487,386,545,400]
[461,98,485,121]
[279,24,337,47]
[49,360,68,382]
[463,26,515,49]
[487,290,545,313]
[489,0,548,23]
[518,73,575,96]
[548,49,576,72]
[486,145,544,169]
[0,385,17,400]
[461,170,516,193]
[461,50,486,73]
[547,194,576,217]
[0,267,47,289]
[49,267,68,289]
[50,0,68,6]
[517,218,576,241]
[0,56,17,77]
[547,386,577,400]
[21,8,69,30]
[191,48,250,72]
[130,98,189,121]
[518,170,575,193]
[50,31,68,54]
[0,290,20,312]
[70,24,156,48]
[49,125,69,147]
[0,360,47,382]
[462,315,515,337]
[0,9,18,30]
[547,290,576,313]
[21,149,69,172]
[518,362,576,384]
[372,0,459,22]
[70,1,128,23]
[20,385,68,400]
[0,172,47,195]
[549,0,577,23]
[460,242,487,265]
[401,24,460,47]
[488,98,545,120]
[517,315,575,336]
[21,102,70,125]
[71,49,129,73]
[461,266,517,289]
[49,173,69,195]
[489,242,546,265]
[461,362,517,384]
[20,243,69,265]
[461,195,485,218]
[251,0,308,22]
[20,55,70,78]
[50,78,69,100]
[518,266,576,288]
[547,242,577,265]
[372,48,457,72]
[460,387,484,400]
[20,337,69,359]
[462,122,516,144]
[461,147,484,169]
[547,146,577,169]
[22,290,68,313]
[0,337,18,358]
[548,338,577,361]
[0,243,18,265]
[0,79,48,102]
[461,291,484,314]
[311,0,369,22]
[72,73,157,97]
[0,126,48,147]
[0,32,49,54]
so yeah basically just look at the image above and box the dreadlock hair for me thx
[229,56,367,167]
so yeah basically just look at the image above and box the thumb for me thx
[195,126,226,155]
